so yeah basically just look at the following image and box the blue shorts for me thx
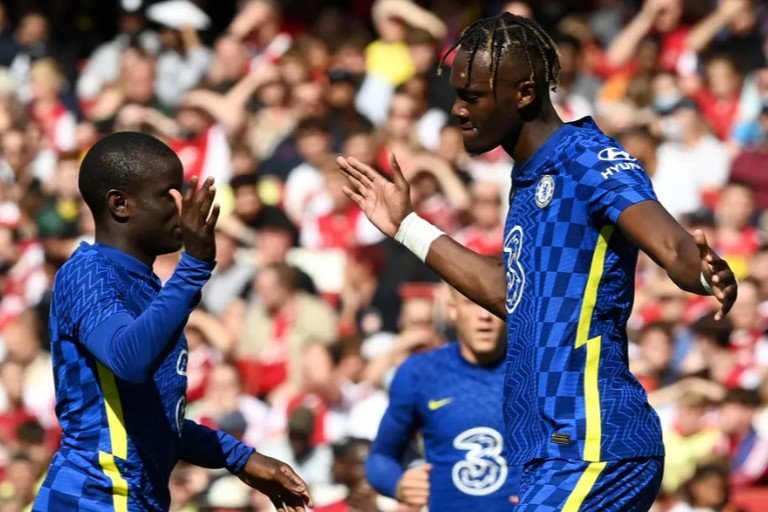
[514,457,663,512]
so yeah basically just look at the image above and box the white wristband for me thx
[394,212,445,262]
[700,272,713,296]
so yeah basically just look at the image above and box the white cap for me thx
[206,476,251,508]
[146,0,211,30]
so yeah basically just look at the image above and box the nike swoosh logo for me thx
[428,398,453,411]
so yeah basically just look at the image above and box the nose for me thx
[452,100,469,124]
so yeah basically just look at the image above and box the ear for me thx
[106,189,131,221]
[516,80,538,110]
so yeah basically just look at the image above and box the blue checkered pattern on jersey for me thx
[34,243,189,512]
[515,457,663,512]
[501,117,664,466]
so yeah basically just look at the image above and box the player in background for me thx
[338,12,738,512]
[365,282,520,510]
[33,132,312,512]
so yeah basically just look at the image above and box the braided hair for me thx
[439,12,561,93]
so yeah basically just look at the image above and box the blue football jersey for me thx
[367,342,520,511]
[501,117,665,465]
[35,243,189,511]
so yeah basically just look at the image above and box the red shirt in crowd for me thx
[730,150,768,211]
[694,89,740,141]
[237,310,293,398]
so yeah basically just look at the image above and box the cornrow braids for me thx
[439,12,561,93]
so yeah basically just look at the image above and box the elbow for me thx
[110,360,153,384]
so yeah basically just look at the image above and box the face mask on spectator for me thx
[654,92,682,113]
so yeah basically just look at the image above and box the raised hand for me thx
[694,229,737,321]
[173,176,220,262]
[237,453,313,512]
[337,153,413,238]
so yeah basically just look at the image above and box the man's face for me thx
[128,157,184,256]
[449,289,505,358]
[450,49,525,155]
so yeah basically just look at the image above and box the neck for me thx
[503,104,564,165]
[95,230,155,268]
[458,339,506,366]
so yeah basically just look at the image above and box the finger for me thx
[184,176,199,209]
[707,256,731,273]
[714,283,737,317]
[169,189,183,217]
[338,168,369,197]
[198,183,216,218]
[204,204,220,233]
[342,185,365,208]
[196,176,213,207]
[346,156,380,184]
[711,269,733,285]
[337,156,374,187]
[403,480,431,490]
[390,152,408,188]
[279,466,313,507]
[403,492,429,506]
[693,229,711,262]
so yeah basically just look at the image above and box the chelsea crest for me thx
[535,175,555,208]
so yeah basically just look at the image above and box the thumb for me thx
[169,189,183,218]
[421,464,433,472]
[693,229,712,262]
[390,152,407,187]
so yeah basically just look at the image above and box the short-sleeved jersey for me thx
[371,343,520,510]
[36,243,189,511]
[501,117,664,465]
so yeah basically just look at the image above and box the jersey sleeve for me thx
[366,356,422,498]
[55,252,215,383]
[54,256,131,342]
[177,419,255,473]
[576,144,658,225]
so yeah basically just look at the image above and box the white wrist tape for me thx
[700,272,714,296]
[394,212,445,262]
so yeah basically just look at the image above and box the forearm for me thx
[617,202,708,295]
[659,233,708,294]
[177,419,255,473]
[84,253,214,383]
[365,452,405,498]
[606,13,654,67]
[686,12,728,52]
[425,236,507,318]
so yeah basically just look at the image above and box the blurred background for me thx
[0,0,766,510]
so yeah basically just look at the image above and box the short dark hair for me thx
[295,117,330,137]
[332,437,371,462]
[440,12,561,93]
[722,387,762,407]
[690,312,733,348]
[229,172,259,191]
[79,132,178,218]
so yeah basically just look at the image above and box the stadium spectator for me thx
[0,1,764,508]
[719,388,768,487]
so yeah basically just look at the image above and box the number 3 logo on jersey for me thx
[503,226,525,314]
[452,427,508,496]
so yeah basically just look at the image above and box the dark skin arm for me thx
[337,154,507,319]
[338,155,737,321]
[617,201,737,320]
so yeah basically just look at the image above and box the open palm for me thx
[336,154,413,238]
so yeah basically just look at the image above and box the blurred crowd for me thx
[0,0,766,510]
